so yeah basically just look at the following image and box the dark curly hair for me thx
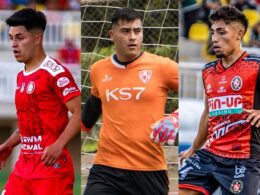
[209,5,248,34]
[111,8,143,26]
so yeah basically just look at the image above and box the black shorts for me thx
[179,149,260,195]
[83,165,169,195]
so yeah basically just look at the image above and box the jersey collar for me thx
[23,56,49,76]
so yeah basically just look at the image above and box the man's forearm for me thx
[55,97,81,149]
[4,129,21,149]
[192,108,209,150]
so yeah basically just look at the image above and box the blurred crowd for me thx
[182,0,260,49]
[0,0,80,10]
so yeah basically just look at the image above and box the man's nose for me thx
[211,33,218,43]
[129,31,136,40]
[11,39,18,47]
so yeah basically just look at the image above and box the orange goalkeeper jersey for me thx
[90,52,178,171]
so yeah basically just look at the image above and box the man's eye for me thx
[134,29,141,33]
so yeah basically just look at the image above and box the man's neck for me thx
[221,49,245,69]
[24,50,46,73]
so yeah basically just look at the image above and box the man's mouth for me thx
[13,50,20,56]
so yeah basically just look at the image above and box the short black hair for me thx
[111,8,143,25]
[6,8,47,32]
[209,5,248,34]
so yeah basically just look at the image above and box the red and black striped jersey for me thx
[202,52,260,159]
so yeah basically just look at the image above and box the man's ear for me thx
[237,28,245,41]
[34,31,43,45]
[109,29,113,41]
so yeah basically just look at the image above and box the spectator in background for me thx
[199,0,222,25]
[57,38,80,64]
[68,0,80,10]
[0,0,12,9]
[232,0,256,11]
[181,0,201,38]
[249,21,260,47]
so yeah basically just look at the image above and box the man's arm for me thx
[81,95,102,132]
[0,129,20,169]
[179,96,209,165]
[41,96,81,166]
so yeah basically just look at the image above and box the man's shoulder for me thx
[144,52,173,62]
[243,54,260,63]
[90,57,111,70]
[40,56,67,77]
[202,60,218,71]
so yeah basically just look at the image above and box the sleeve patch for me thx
[57,77,70,87]
[41,59,65,76]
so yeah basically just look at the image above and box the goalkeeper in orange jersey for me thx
[82,8,178,195]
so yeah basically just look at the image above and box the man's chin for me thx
[216,53,225,58]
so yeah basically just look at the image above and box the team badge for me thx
[26,81,35,94]
[53,162,61,169]
[57,77,70,87]
[230,180,243,194]
[231,76,242,91]
[138,70,152,84]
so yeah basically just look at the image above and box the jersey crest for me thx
[138,70,152,83]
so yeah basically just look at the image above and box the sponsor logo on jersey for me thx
[206,84,212,93]
[57,77,70,87]
[231,76,242,91]
[234,164,246,179]
[208,95,243,116]
[217,86,226,94]
[44,60,62,72]
[21,135,43,151]
[230,180,243,194]
[63,87,77,96]
[138,70,152,84]
[207,120,246,146]
[219,75,227,84]
[26,81,35,94]
[20,83,25,93]
[106,87,145,102]
[102,74,112,82]
[41,59,65,76]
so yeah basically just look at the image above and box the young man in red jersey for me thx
[82,8,178,195]
[179,6,260,195]
[0,8,80,195]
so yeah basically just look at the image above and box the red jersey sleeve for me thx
[52,67,80,103]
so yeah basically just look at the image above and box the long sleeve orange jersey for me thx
[90,52,178,170]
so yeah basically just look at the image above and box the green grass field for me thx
[0,170,81,194]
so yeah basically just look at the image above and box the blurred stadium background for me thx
[80,0,178,194]
[0,2,81,194]
[180,1,260,194]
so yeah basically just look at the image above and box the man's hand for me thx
[41,143,63,166]
[179,147,195,166]
[244,109,260,128]
[0,144,13,169]
[150,110,178,145]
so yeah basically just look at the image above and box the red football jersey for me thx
[202,52,260,159]
[13,56,80,178]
